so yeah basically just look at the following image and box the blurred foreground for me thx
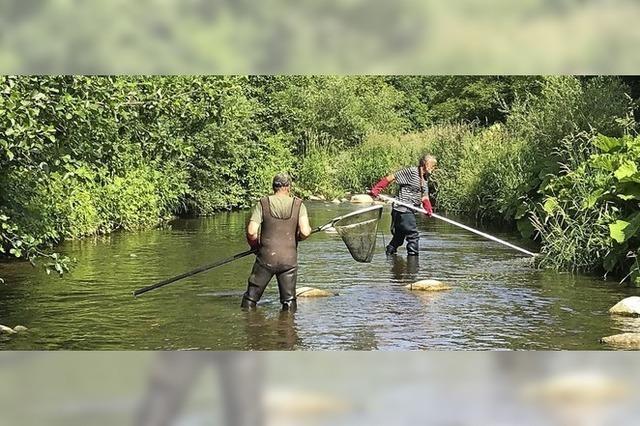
[1,352,639,425]
[1,0,640,73]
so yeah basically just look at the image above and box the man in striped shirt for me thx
[369,155,437,256]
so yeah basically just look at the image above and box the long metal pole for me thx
[378,194,537,257]
[133,249,257,297]
[133,205,383,297]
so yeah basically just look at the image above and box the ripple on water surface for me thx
[0,203,638,350]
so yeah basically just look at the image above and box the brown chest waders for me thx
[241,197,302,311]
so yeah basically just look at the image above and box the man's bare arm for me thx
[298,214,312,240]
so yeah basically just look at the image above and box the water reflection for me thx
[0,202,639,350]
[389,255,420,283]
[244,310,300,351]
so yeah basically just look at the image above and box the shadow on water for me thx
[1,201,638,350]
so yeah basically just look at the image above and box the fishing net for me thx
[333,205,383,263]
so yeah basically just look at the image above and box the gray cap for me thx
[272,173,292,189]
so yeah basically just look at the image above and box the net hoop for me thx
[332,204,383,263]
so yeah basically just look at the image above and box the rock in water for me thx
[296,287,336,297]
[609,296,640,316]
[331,198,341,204]
[350,194,373,204]
[0,324,16,335]
[405,280,451,292]
[13,325,28,332]
[308,195,323,201]
[601,333,640,349]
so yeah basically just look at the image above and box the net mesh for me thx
[333,205,383,263]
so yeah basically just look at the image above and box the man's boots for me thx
[281,298,297,312]
[240,296,258,310]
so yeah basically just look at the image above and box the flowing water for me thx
[1,202,638,350]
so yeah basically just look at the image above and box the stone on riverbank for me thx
[0,324,17,335]
[405,280,451,292]
[331,198,341,204]
[350,194,373,204]
[609,296,640,316]
[308,195,325,201]
[296,287,337,297]
[0,325,29,335]
[600,333,640,349]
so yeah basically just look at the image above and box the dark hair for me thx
[272,173,292,191]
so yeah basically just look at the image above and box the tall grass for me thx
[298,123,531,223]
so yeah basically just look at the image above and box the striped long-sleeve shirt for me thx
[393,166,430,213]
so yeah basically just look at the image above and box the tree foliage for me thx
[2,75,640,285]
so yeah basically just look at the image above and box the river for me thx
[1,202,638,350]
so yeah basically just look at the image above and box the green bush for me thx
[532,133,640,285]
[3,75,640,286]
[338,133,422,193]
[270,76,409,155]
[246,132,297,198]
[506,76,632,179]
[296,148,343,199]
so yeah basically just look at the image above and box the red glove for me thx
[422,198,433,217]
[246,234,260,250]
[369,177,390,197]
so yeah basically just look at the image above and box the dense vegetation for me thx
[2,76,640,285]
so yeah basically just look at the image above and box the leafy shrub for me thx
[2,75,639,286]
[270,76,408,154]
[532,134,640,285]
[246,132,296,199]
[296,148,343,199]
[506,76,632,180]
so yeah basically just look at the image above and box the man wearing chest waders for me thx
[369,155,437,256]
[242,173,312,312]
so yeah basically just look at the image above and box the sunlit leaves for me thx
[542,197,559,215]
[614,160,638,181]
[592,134,622,153]
[609,213,640,244]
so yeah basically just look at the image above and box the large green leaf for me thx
[593,135,622,153]
[542,197,559,215]
[614,160,638,181]
[609,212,640,244]
[590,154,615,172]
[610,220,628,243]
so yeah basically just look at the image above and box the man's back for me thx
[250,195,308,223]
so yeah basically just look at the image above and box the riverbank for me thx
[2,75,640,284]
